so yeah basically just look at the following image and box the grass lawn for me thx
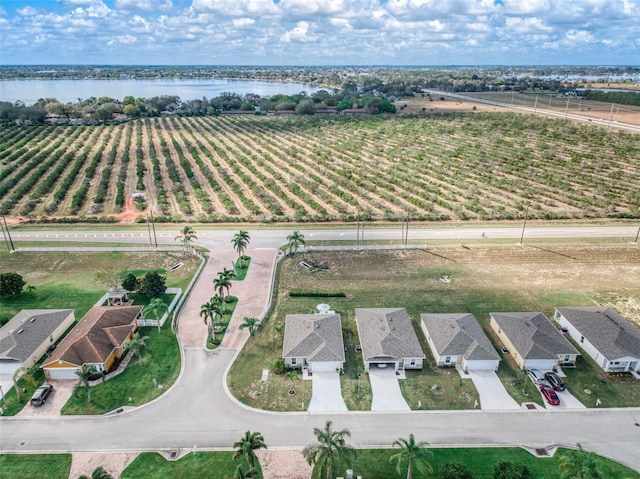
[0,367,46,416]
[229,244,640,410]
[232,256,251,280]
[0,250,200,325]
[330,447,640,479]
[120,452,260,479]
[60,321,180,415]
[0,454,72,479]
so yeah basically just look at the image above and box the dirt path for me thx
[147,118,182,216]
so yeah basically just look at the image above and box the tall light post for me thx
[635,224,640,244]
[519,204,530,245]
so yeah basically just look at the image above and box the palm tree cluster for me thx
[200,294,224,340]
[232,230,251,261]
[175,225,197,254]
[233,430,267,477]
[286,231,305,256]
[303,421,356,479]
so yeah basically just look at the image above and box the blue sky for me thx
[0,0,638,65]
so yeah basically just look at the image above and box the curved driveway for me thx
[2,233,640,472]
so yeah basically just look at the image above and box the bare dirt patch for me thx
[256,449,312,479]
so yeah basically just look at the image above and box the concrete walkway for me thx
[368,368,410,411]
[308,372,348,412]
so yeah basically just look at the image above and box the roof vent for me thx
[30,317,37,323]
[17,329,24,334]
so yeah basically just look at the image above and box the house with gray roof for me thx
[355,308,425,372]
[554,307,640,375]
[490,312,579,371]
[282,314,345,373]
[421,313,500,372]
[0,309,75,379]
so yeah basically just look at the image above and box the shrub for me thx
[289,291,346,298]
[494,461,532,479]
[138,271,166,298]
[443,462,474,479]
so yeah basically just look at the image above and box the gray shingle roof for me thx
[490,312,579,360]
[421,313,500,361]
[282,314,345,363]
[355,308,425,362]
[556,306,640,360]
[0,310,74,362]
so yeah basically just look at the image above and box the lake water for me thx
[0,78,322,104]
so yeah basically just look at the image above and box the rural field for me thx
[229,242,640,411]
[1,110,639,224]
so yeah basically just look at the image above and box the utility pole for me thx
[147,214,153,246]
[1,215,14,251]
[635,224,640,244]
[519,204,529,245]
[608,103,615,131]
[564,98,570,118]
[356,210,361,251]
[533,95,538,112]
[150,211,158,248]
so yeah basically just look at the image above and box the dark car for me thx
[539,385,560,406]
[544,371,566,391]
[30,384,53,407]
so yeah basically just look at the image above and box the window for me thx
[410,358,416,366]
[445,356,451,364]
[580,336,584,343]
[291,358,297,366]
[564,355,571,363]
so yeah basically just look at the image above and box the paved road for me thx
[8,224,640,251]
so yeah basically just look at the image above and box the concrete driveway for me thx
[368,367,410,411]
[468,371,520,410]
[542,388,587,410]
[16,380,75,417]
[308,372,347,412]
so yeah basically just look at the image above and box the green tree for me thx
[232,230,251,260]
[443,462,474,479]
[494,461,532,479]
[200,295,223,339]
[143,297,168,333]
[0,272,26,297]
[214,271,232,306]
[233,465,257,479]
[12,366,37,403]
[127,332,149,361]
[121,273,139,292]
[74,365,95,403]
[558,444,603,479]
[139,271,166,299]
[239,317,263,338]
[286,231,306,256]
[233,430,267,473]
[175,225,197,253]
[303,421,356,479]
[296,99,316,115]
[389,433,433,479]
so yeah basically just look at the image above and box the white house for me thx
[554,307,640,375]
[282,314,345,374]
[0,309,75,379]
[490,312,579,371]
[421,313,500,372]
[355,308,425,372]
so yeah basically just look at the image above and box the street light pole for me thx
[635,224,640,244]
[519,204,529,245]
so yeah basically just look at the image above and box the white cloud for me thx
[280,20,317,42]
[16,6,40,16]
[107,34,137,46]
[232,17,256,27]
[116,0,173,11]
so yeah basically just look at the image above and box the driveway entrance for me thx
[368,367,410,411]
[468,371,520,410]
[308,372,347,412]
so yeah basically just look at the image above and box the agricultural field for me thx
[1,112,639,223]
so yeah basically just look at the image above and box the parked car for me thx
[526,369,549,386]
[544,371,566,391]
[30,384,53,407]
[539,385,560,406]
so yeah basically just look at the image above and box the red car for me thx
[539,385,560,406]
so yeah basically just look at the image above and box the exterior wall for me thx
[284,357,304,369]
[310,361,343,373]
[402,357,423,369]
[463,359,500,372]
[103,350,118,372]
[523,358,557,371]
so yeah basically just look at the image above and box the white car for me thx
[526,369,550,387]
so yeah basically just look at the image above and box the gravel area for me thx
[69,452,137,479]
[256,449,312,479]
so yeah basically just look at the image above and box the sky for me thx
[0,0,639,66]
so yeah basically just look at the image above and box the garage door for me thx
[47,368,79,380]
[310,361,341,373]
[0,361,21,376]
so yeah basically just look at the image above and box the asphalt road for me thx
[2,348,640,472]
[8,224,640,251]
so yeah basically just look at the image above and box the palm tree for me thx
[200,295,223,338]
[303,421,356,479]
[74,365,94,403]
[143,297,168,333]
[233,430,267,473]
[232,230,251,260]
[287,231,306,256]
[12,366,37,403]
[389,434,433,479]
[127,332,149,361]
[559,443,603,479]
[214,271,233,310]
[233,465,257,479]
[175,225,197,253]
[239,317,262,338]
